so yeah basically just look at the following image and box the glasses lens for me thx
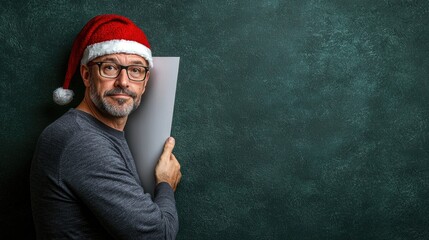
[100,63,120,78]
[97,62,147,81]
[128,65,147,81]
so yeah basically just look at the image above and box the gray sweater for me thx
[30,109,178,239]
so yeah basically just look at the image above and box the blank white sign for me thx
[125,57,180,197]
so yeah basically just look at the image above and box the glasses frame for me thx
[88,61,149,82]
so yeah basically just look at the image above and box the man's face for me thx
[85,53,149,118]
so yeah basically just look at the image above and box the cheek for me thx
[96,82,114,95]
[135,87,145,102]
[135,85,145,95]
[92,84,104,96]
[89,76,104,92]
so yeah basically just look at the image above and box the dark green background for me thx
[1,0,428,239]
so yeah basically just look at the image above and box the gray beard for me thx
[89,78,140,118]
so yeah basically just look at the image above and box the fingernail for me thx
[169,137,175,143]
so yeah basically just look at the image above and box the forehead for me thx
[92,53,148,65]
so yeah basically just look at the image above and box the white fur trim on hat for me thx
[53,87,74,105]
[81,39,153,68]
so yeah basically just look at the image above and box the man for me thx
[30,14,182,239]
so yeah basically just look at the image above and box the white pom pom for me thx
[53,87,74,105]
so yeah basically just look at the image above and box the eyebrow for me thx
[99,57,147,66]
[130,60,146,65]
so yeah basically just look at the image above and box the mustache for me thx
[104,88,137,98]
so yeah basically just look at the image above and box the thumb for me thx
[162,137,175,157]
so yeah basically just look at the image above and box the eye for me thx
[130,66,144,73]
[102,63,118,72]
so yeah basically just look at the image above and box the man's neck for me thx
[76,95,127,131]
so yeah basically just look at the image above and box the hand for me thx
[155,137,182,191]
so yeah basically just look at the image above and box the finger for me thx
[177,171,182,183]
[175,172,182,190]
[171,154,180,169]
[161,137,175,157]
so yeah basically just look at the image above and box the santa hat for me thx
[53,14,153,105]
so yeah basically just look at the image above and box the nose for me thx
[114,69,129,88]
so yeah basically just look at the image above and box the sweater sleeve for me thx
[60,133,178,240]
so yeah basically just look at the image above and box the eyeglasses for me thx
[88,62,149,82]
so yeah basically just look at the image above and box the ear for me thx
[142,71,150,91]
[80,64,91,87]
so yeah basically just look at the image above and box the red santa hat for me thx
[53,14,153,105]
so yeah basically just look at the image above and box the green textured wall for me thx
[1,1,429,239]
